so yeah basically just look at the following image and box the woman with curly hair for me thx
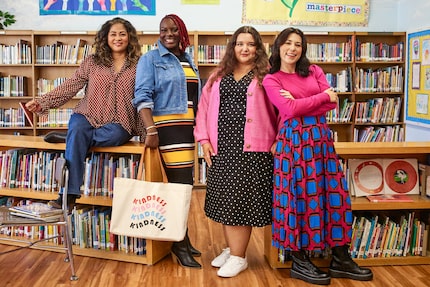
[26,17,144,209]
[194,26,278,277]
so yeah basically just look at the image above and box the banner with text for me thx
[242,0,369,26]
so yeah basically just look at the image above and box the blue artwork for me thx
[39,0,155,15]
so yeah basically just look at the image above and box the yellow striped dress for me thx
[152,56,199,185]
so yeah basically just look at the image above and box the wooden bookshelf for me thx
[0,135,171,265]
[264,141,430,268]
[0,30,407,185]
[0,31,415,266]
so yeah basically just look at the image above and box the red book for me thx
[19,102,34,127]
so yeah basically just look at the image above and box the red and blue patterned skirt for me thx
[272,115,352,254]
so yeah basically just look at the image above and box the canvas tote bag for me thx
[110,148,192,241]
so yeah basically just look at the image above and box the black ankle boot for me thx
[184,230,201,257]
[290,250,330,285]
[329,245,373,281]
[171,239,202,269]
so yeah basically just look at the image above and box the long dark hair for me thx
[269,27,310,77]
[93,17,141,66]
[208,26,269,87]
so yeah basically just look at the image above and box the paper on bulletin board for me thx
[181,0,220,3]
[406,29,430,128]
[242,0,369,26]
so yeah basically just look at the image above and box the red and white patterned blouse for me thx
[37,55,145,138]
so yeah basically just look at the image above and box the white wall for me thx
[3,0,401,32]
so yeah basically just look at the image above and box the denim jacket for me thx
[133,39,201,116]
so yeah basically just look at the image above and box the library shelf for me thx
[264,141,430,268]
[0,134,171,265]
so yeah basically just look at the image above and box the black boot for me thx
[184,230,201,257]
[171,239,202,269]
[329,245,373,281]
[290,250,331,285]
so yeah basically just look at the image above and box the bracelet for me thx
[146,131,158,136]
[145,125,157,131]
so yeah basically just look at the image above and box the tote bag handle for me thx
[137,147,168,183]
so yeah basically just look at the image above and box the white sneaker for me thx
[211,247,230,267]
[217,255,248,278]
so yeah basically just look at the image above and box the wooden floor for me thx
[1,190,430,287]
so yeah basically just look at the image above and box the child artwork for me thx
[39,0,155,15]
[416,93,429,114]
[422,39,430,65]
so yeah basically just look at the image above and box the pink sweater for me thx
[262,64,337,124]
[194,76,278,154]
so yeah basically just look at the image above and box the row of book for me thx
[37,108,73,127]
[355,96,402,124]
[355,65,403,93]
[0,41,32,64]
[196,43,270,64]
[0,107,73,128]
[82,152,140,197]
[0,108,26,127]
[0,75,27,97]
[307,41,353,62]
[0,200,147,255]
[35,38,92,65]
[354,125,404,142]
[34,41,194,65]
[351,212,429,259]
[1,39,404,65]
[0,149,142,196]
[37,78,86,98]
[356,41,404,62]
[326,98,354,124]
[197,44,227,64]
[37,77,67,96]
[325,67,353,93]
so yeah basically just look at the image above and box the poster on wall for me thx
[406,29,430,128]
[242,0,369,26]
[39,0,156,15]
[181,0,219,3]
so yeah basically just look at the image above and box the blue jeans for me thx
[64,113,132,196]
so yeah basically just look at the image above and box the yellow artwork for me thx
[407,29,430,127]
[181,0,220,4]
[242,0,369,26]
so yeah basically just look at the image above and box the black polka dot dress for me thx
[204,72,273,227]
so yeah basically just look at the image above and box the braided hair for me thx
[161,14,190,53]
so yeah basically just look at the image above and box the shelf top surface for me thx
[0,134,145,154]
[334,141,430,155]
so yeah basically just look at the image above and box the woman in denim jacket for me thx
[133,14,201,269]
[194,26,278,278]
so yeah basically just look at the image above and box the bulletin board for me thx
[406,29,430,127]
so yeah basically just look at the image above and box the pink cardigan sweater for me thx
[194,76,278,154]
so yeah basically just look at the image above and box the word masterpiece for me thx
[129,195,168,231]
[306,2,361,14]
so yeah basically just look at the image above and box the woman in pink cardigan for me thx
[194,26,277,278]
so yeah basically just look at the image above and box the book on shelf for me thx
[366,194,414,202]
[9,202,63,222]
[418,163,430,197]
[19,102,34,127]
